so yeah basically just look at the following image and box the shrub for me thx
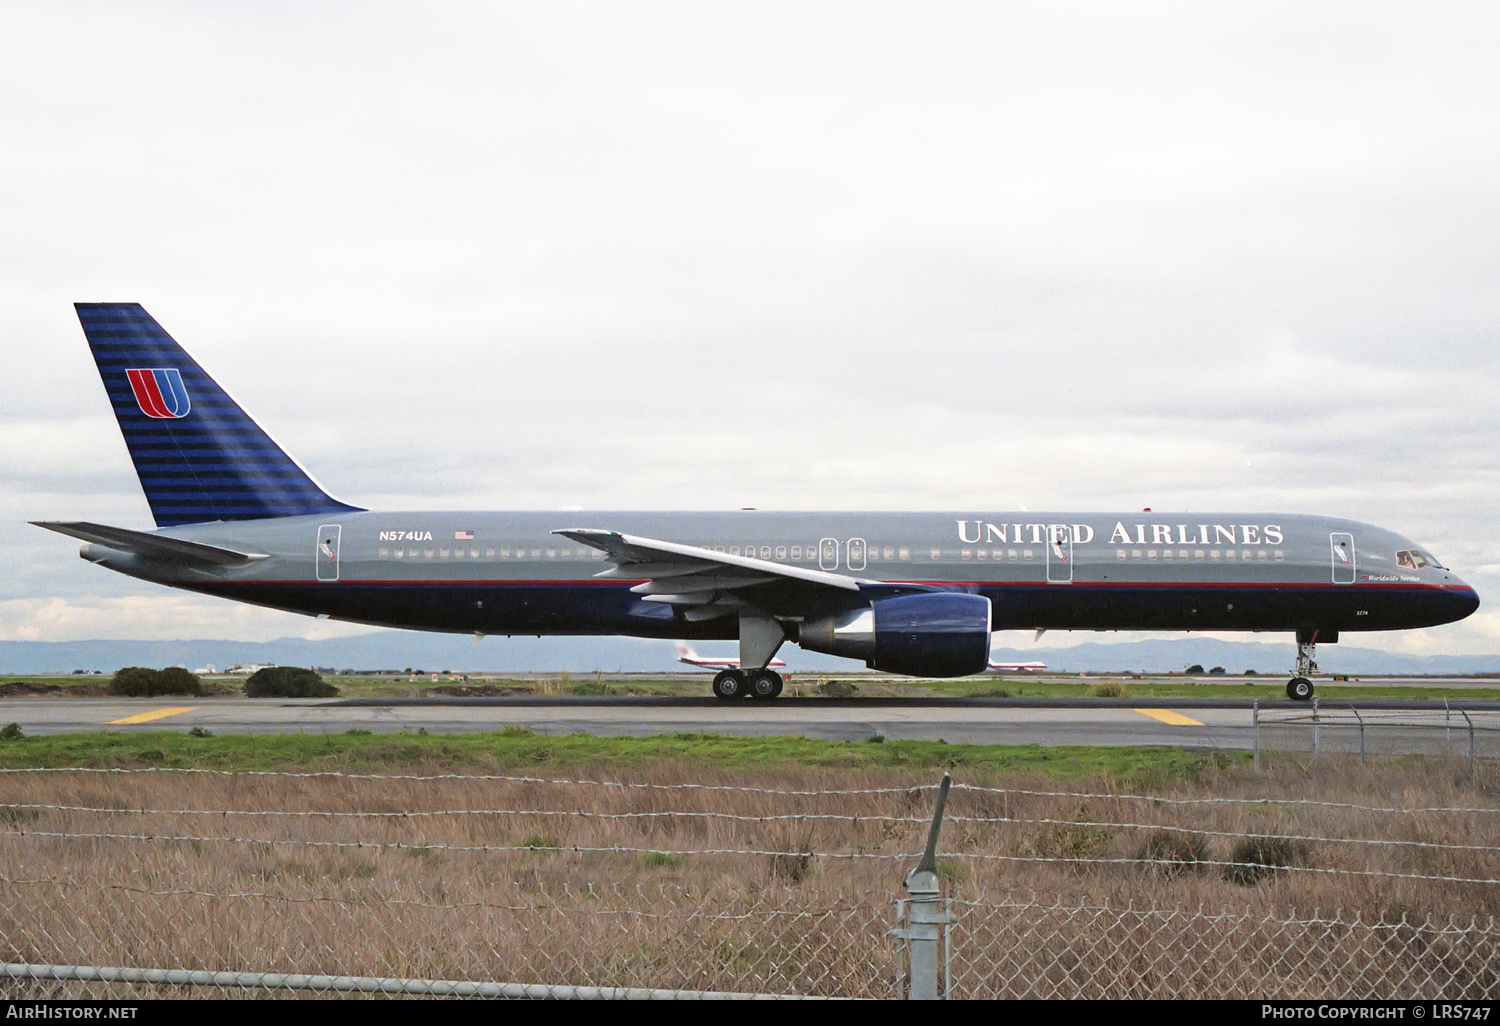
[1185,664,1205,674]
[1033,806,1116,860]
[0,722,23,741]
[1136,830,1210,877]
[1088,680,1126,698]
[1223,835,1311,886]
[243,666,339,698]
[109,666,201,697]
[769,830,816,882]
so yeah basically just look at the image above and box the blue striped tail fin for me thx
[76,303,363,527]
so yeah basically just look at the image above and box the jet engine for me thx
[797,593,992,677]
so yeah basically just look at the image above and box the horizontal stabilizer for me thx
[31,521,268,567]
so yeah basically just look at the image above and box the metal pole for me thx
[1352,708,1365,762]
[896,774,954,1000]
[1312,697,1320,756]
[1252,700,1260,771]
[1461,710,1475,781]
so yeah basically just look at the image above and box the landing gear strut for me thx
[710,614,790,702]
[1287,629,1321,701]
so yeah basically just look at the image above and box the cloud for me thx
[4,2,1498,656]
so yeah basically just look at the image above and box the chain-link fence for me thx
[945,897,1500,1000]
[1,879,893,998]
[2,759,1498,999]
[1252,701,1500,767]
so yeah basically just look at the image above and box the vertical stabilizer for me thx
[76,303,363,527]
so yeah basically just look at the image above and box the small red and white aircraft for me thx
[676,643,786,671]
[676,641,1037,672]
[988,659,1047,671]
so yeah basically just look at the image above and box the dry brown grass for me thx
[1,754,1498,998]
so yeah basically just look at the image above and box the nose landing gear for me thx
[1286,629,1329,701]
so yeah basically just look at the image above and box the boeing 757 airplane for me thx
[35,304,1480,702]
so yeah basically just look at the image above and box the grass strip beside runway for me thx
[0,728,1234,782]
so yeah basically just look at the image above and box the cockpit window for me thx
[1396,549,1444,570]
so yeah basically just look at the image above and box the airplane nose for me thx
[1446,582,1481,622]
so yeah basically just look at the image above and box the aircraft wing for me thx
[31,521,269,567]
[553,528,862,622]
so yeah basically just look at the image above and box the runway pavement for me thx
[3,691,1499,755]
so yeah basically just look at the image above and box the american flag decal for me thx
[455,529,475,541]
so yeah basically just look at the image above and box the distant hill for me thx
[3,634,1497,677]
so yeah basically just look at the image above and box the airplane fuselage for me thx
[81,509,1478,641]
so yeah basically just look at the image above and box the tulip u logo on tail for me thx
[125,368,191,419]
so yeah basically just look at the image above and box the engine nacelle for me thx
[798,592,993,678]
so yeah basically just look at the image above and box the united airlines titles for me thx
[956,520,1284,546]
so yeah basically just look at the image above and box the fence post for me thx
[1253,700,1259,771]
[896,774,953,1000]
[1461,710,1475,781]
[1312,697,1320,755]
[1352,708,1365,762]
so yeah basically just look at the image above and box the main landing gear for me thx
[711,669,784,700]
[1286,629,1326,702]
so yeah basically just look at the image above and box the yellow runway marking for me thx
[1133,708,1203,726]
[109,707,198,725]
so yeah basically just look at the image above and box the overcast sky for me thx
[4,2,1499,661]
